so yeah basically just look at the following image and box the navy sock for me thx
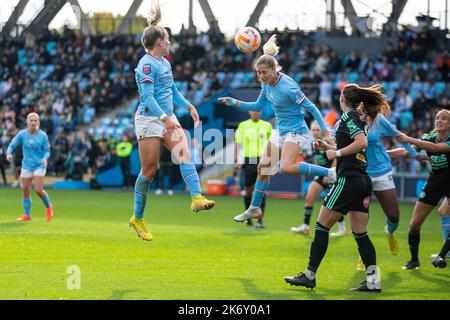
[304,207,313,225]
[408,229,420,262]
[307,222,330,273]
[353,231,377,270]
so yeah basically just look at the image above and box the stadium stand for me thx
[0,25,448,190]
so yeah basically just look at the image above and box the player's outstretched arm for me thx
[387,148,430,162]
[378,115,418,158]
[217,93,266,112]
[397,134,450,153]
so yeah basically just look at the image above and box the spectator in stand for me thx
[435,50,449,82]
[319,75,333,109]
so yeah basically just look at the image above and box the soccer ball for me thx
[234,27,261,53]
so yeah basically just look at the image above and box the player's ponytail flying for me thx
[141,1,166,51]
[342,84,391,124]
[146,1,162,26]
[256,35,281,71]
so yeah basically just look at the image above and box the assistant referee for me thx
[235,111,272,228]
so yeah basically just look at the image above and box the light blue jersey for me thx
[367,114,416,177]
[135,53,191,118]
[237,72,327,136]
[7,129,50,170]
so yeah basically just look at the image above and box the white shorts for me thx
[269,130,309,150]
[20,168,47,178]
[134,114,180,140]
[370,171,396,191]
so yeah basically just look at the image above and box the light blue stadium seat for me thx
[434,82,446,94]
[101,118,112,126]
[230,72,245,89]
[243,72,254,83]
[294,72,304,83]
[348,72,359,83]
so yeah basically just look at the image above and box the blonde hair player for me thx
[129,1,215,241]
[218,35,335,223]
[6,113,53,221]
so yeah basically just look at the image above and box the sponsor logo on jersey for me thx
[356,152,366,162]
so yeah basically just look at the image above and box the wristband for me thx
[335,150,342,158]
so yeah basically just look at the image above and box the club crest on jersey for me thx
[143,64,151,75]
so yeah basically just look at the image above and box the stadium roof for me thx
[1,0,448,37]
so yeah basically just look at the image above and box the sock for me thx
[244,196,251,210]
[440,216,450,240]
[408,229,420,262]
[250,180,269,208]
[39,191,51,209]
[23,198,32,217]
[304,207,313,225]
[260,194,266,214]
[133,174,152,219]
[305,269,316,281]
[307,222,330,273]
[299,162,329,177]
[353,231,377,270]
[386,216,399,235]
[180,163,201,197]
[438,233,450,259]
[338,220,345,232]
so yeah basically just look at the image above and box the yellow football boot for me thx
[385,226,399,256]
[191,195,216,212]
[356,256,366,272]
[129,216,153,241]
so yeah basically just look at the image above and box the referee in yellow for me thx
[116,135,134,190]
[235,111,272,228]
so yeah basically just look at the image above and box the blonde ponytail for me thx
[256,34,281,70]
[146,1,162,26]
[141,1,167,50]
[262,35,280,57]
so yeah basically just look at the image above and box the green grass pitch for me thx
[0,188,448,300]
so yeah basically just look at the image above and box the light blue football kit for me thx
[133,53,202,219]
[228,72,331,209]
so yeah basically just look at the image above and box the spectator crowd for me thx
[0,23,448,183]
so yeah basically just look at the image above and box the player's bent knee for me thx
[141,167,157,179]
[409,223,421,232]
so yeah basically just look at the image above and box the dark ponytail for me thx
[342,84,390,123]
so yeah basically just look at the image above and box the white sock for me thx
[305,269,316,280]
[366,266,381,289]
[338,221,345,232]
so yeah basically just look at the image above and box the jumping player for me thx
[218,35,335,224]
[129,2,215,241]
